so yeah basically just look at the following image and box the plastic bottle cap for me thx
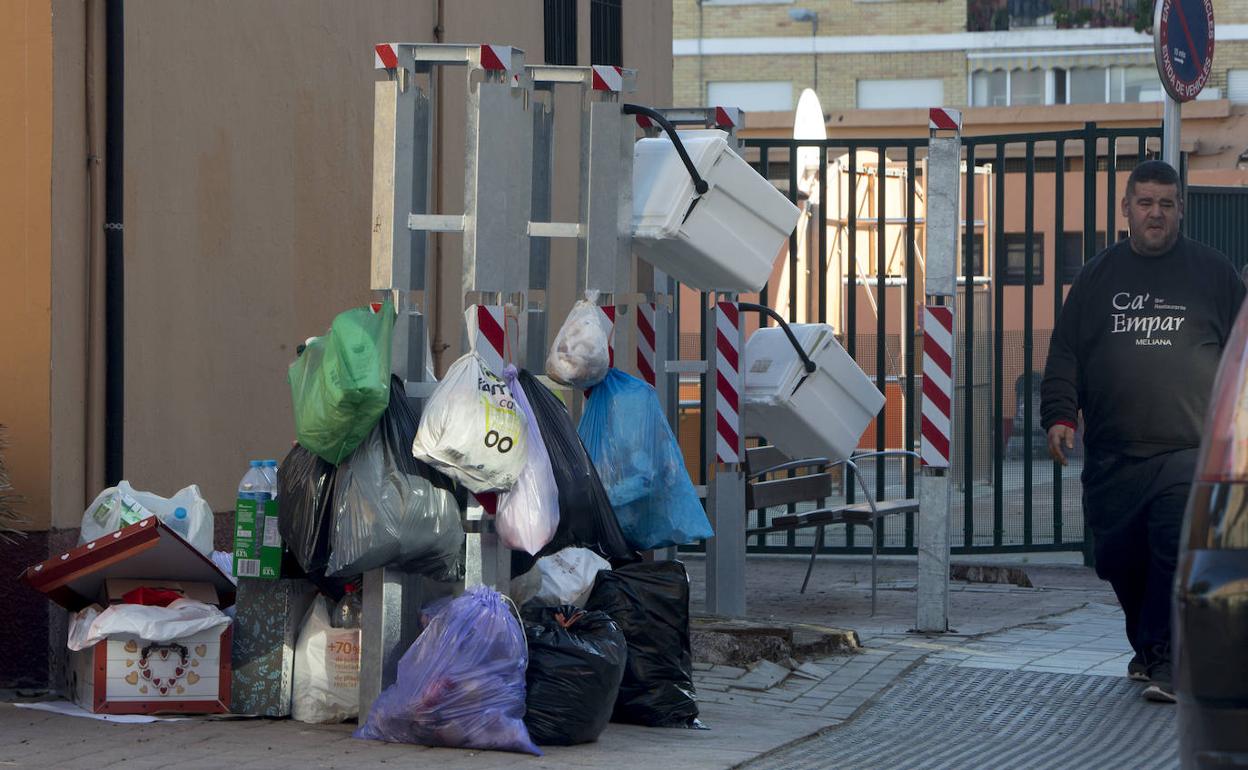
[174,507,187,520]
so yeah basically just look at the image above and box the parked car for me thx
[1175,301,1248,768]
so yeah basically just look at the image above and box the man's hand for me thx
[1047,424,1075,466]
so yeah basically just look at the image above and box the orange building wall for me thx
[0,0,53,530]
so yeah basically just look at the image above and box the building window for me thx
[1068,67,1107,104]
[1011,69,1045,105]
[591,0,622,66]
[543,0,577,66]
[963,236,987,276]
[1060,232,1107,284]
[1122,66,1163,103]
[855,78,945,109]
[707,81,794,112]
[1228,69,1248,104]
[972,70,1008,106]
[1002,233,1044,285]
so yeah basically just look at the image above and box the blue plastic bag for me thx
[354,586,540,756]
[577,369,713,550]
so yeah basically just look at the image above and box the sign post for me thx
[917,107,962,633]
[1154,0,1215,170]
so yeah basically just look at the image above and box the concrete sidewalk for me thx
[0,556,1134,770]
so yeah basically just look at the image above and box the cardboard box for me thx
[21,517,237,714]
[103,578,220,607]
[233,497,282,580]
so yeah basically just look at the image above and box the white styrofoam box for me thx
[743,323,885,462]
[632,130,800,293]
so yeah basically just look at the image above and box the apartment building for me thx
[674,0,1248,117]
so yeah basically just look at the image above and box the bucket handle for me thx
[623,104,710,196]
[737,302,817,375]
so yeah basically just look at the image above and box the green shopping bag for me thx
[288,300,395,464]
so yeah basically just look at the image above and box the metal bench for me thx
[744,445,920,613]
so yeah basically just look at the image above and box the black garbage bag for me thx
[521,605,627,745]
[512,369,634,576]
[326,376,465,580]
[584,561,701,728]
[277,443,338,575]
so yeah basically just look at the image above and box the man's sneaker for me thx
[1128,653,1149,682]
[1143,659,1176,703]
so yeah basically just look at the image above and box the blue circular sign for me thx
[1154,0,1216,102]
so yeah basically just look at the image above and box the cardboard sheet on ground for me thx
[13,700,188,723]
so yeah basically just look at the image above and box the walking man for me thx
[1041,160,1245,703]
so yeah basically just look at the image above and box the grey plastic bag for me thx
[327,381,464,579]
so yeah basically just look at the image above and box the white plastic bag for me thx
[292,597,360,724]
[412,327,527,493]
[510,547,611,608]
[546,292,613,389]
[78,481,214,555]
[495,367,560,555]
[67,599,231,651]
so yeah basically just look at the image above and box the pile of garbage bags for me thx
[356,561,702,752]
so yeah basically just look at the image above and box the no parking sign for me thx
[1154,0,1215,102]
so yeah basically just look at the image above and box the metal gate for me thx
[682,122,1163,557]
[1184,185,1248,274]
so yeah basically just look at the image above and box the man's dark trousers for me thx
[1081,447,1197,662]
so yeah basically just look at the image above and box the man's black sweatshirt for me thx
[1040,235,1245,457]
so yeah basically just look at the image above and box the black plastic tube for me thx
[622,104,709,195]
[104,0,124,486]
[737,302,816,374]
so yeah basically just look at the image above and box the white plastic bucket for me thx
[742,323,885,462]
[632,130,800,293]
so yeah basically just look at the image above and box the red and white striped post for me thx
[636,301,657,387]
[715,301,742,464]
[468,305,508,376]
[705,297,746,616]
[920,306,954,468]
[918,107,962,633]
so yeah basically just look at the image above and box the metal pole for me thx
[704,295,746,617]
[917,108,962,633]
[1163,96,1181,171]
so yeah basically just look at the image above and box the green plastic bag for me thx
[289,300,395,464]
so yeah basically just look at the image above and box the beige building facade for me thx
[674,0,1248,118]
[0,0,672,689]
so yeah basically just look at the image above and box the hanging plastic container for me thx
[631,128,800,293]
[742,323,885,463]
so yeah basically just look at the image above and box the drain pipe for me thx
[103,0,124,485]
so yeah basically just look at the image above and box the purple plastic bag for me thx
[354,586,541,756]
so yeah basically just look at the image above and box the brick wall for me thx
[679,51,966,110]
[675,0,966,38]
[1210,40,1248,95]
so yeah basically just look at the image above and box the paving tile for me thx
[1020,665,1086,674]
[958,660,1023,671]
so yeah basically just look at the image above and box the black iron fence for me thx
[685,123,1164,557]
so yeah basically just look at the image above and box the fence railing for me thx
[968,0,1148,32]
[680,123,1164,558]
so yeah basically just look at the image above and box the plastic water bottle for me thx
[169,506,191,539]
[261,460,279,497]
[239,460,273,500]
[235,460,277,578]
[332,584,363,629]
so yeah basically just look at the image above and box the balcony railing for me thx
[967,0,1151,32]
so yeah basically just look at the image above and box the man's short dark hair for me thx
[1126,160,1181,198]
